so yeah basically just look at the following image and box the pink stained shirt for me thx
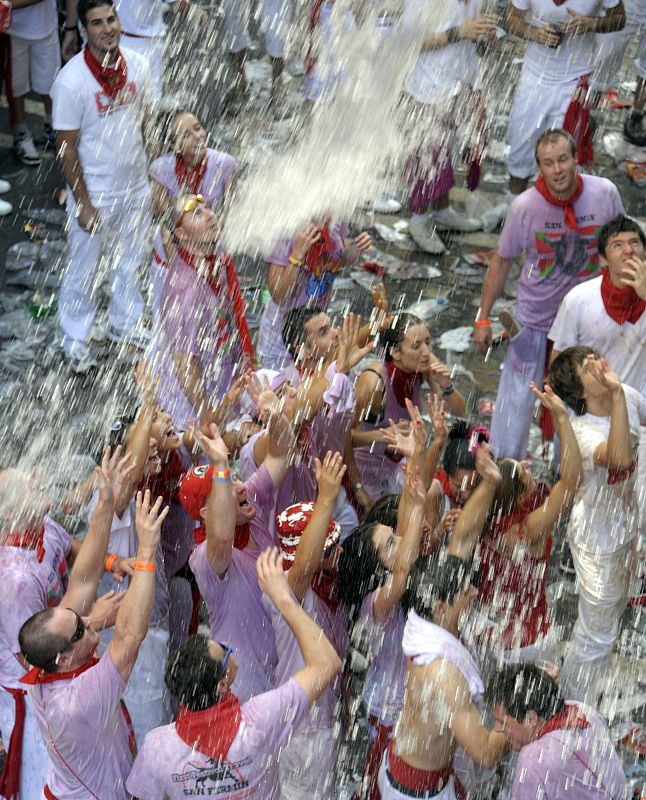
[0,518,71,689]
[511,704,627,800]
[28,650,133,800]
[189,466,279,702]
[497,175,623,332]
[126,678,309,800]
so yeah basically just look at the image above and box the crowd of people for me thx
[0,0,646,798]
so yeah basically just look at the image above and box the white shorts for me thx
[10,28,60,97]
[377,750,458,800]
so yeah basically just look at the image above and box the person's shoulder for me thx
[53,52,88,88]
[582,174,621,199]
[208,148,237,169]
[121,46,149,73]
[564,275,602,302]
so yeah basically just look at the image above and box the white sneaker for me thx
[373,196,402,214]
[14,133,42,166]
[66,343,98,375]
[0,198,12,217]
[107,323,151,350]
[433,205,482,232]
[0,178,10,194]
[408,216,447,254]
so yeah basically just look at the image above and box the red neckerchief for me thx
[384,360,423,410]
[175,693,242,761]
[435,468,455,503]
[0,686,27,799]
[1,524,46,563]
[176,248,254,365]
[194,523,250,549]
[539,704,590,737]
[147,450,185,504]
[175,154,207,196]
[304,223,335,273]
[533,173,584,233]
[20,656,99,686]
[600,268,646,325]
[312,568,340,612]
[83,46,127,98]
[563,75,594,166]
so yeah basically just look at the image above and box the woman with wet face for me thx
[344,313,465,514]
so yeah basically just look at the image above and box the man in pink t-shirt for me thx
[489,664,626,799]
[473,128,623,461]
[182,419,293,702]
[126,548,341,799]
[18,477,169,800]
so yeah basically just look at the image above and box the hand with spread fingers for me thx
[315,451,347,503]
[335,312,375,374]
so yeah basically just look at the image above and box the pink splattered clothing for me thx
[27,651,133,799]
[189,466,279,702]
[125,678,309,800]
[511,703,626,800]
[0,518,71,689]
[353,362,421,500]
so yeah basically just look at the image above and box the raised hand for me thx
[89,590,126,631]
[381,419,415,458]
[530,381,568,420]
[586,356,623,395]
[108,556,136,584]
[291,224,322,262]
[213,372,249,424]
[352,232,373,253]
[134,489,168,550]
[429,361,453,390]
[315,451,347,503]
[371,282,393,334]
[192,422,230,468]
[427,393,448,442]
[96,446,135,506]
[336,312,375,373]
[256,547,293,609]
[475,443,501,486]
[245,372,280,419]
[623,257,646,300]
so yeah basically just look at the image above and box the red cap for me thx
[179,464,214,520]
[275,502,340,568]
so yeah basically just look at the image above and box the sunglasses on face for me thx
[62,608,86,652]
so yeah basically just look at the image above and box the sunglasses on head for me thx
[175,194,206,228]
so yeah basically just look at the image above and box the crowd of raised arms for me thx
[0,0,645,798]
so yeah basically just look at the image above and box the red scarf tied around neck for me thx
[384,360,423,410]
[534,173,584,233]
[177,248,254,366]
[20,656,99,686]
[176,693,242,761]
[1,524,46,562]
[539,704,590,737]
[175,154,207,196]
[83,46,127,98]
[600,268,646,325]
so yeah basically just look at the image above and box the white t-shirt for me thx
[8,0,57,40]
[568,385,646,554]
[549,276,646,396]
[513,0,620,84]
[403,0,482,103]
[116,0,166,37]
[51,47,151,199]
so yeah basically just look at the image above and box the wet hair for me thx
[19,608,68,673]
[281,306,326,360]
[485,664,565,722]
[402,552,474,620]
[381,313,426,363]
[78,0,115,27]
[443,420,481,477]
[490,458,528,517]
[165,635,226,711]
[597,214,646,258]
[338,522,384,612]
[534,128,576,161]
[547,345,599,416]
[364,494,400,528]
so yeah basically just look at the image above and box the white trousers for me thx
[377,750,458,800]
[561,538,636,704]
[120,33,164,101]
[0,689,49,800]
[591,14,646,90]
[279,726,337,800]
[223,0,292,59]
[506,72,579,179]
[59,189,152,354]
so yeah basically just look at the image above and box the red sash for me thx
[539,704,590,737]
[20,656,99,685]
[175,154,207,196]
[386,740,466,799]
[176,248,254,365]
[1,524,45,562]
[385,360,423,410]
[175,692,242,761]
[0,686,27,800]
[533,173,584,233]
[563,75,594,166]
[83,46,127,98]
[600,268,646,325]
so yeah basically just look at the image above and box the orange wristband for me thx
[474,319,491,328]
[105,553,118,573]
[134,561,156,572]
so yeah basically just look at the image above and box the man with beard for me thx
[473,129,623,461]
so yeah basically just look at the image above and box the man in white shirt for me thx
[52,0,153,374]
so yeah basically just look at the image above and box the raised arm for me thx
[267,226,322,304]
[447,445,501,561]
[257,548,342,704]
[61,447,133,616]
[587,359,634,470]
[288,452,346,602]
[109,491,168,681]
